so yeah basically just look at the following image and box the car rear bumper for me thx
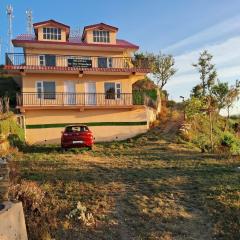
[61,140,93,148]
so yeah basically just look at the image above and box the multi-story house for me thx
[5,19,159,144]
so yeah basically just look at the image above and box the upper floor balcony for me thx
[16,92,157,112]
[5,53,150,75]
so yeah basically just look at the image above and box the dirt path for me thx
[112,114,213,240]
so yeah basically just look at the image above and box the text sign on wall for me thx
[68,58,92,68]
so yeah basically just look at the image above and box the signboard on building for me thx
[68,58,92,68]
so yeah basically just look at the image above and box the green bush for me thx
[133,89,158,105]
[221,131,240,155]
[145,89,158,101]
[185,97,206,119]
[191,133,211,152]
[0,115,25,148]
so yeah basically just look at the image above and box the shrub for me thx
[9,181,55,240]
[191,133,211,152]
[221,132,240,155]
[67,201,95,227]
[10,181,45,212]
[0,114,25,148]
[185,97,206,119]
[183,114,229,153]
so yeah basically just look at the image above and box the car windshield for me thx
[65,126,89,132]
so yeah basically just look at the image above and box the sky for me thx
[0,0,240,114]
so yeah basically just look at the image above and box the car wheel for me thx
[61,146,67,152]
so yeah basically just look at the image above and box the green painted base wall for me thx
[26,121,147,129]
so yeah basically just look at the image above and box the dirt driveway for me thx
[12,118,240,240]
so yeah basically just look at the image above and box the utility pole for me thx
[6,5,14,54]
[180,96,186,121]
[26,9,33,34]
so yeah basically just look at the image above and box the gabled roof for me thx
[82,23,118,40]
[33,19,70,29]
[13,21,139,50]
[83,23,118,32]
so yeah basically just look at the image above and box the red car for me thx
[61,125,94,150]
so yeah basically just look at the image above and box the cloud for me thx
[167,36,240,89]
[164,36,240,115]
[163,15,240,53]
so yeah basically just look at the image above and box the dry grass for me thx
[9,119,240,240]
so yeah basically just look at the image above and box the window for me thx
[104,82,121,99]
[65,126,89,133]
[98,57,112,68]
[39,55,45,66]
[45,55,56,66]
[43,27,61,40]
[93,30,110,43]
[36,82,43,99]
[36,81,56,99]
[39,55,56,66]
[116,83,121,99]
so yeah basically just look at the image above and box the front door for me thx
[64,81,76,105]
[85,82,96,105]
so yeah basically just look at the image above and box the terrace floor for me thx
[11,114,240,240]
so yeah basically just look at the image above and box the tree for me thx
[192,50,217,97]
[225,80,240,118]
[151,52,177,90]
[191,51,218,152]
[211,81,229,112]
[191,84,203,98]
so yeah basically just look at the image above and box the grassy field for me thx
[10,118,240,240]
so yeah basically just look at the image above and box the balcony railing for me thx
[16,92,148,108]
[5,53,150,72]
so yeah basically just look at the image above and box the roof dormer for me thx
[33,19,70,42]
[82,23,118,44]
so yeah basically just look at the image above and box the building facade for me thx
[5,20,158,144]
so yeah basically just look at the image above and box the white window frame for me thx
[107,57,113,68]
[35,81,56,99]
[43,27,62,40]
[39,55,46,66]
[98,57,113,68]
[115,82,121,99]
[104,82,121,100]
[93,30,110,43]
[36,81,43,99]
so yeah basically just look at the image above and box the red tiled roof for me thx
[12,36,139,49]
[15,34,35,40]
[83,23,118,31]
[82,23,118,41]
[33,19,70,29]
[5,65,149,73]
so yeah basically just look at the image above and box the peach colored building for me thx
[5,20,158,144]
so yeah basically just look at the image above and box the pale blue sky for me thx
[0,0,240,114]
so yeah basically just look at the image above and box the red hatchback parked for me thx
[61,125,94,150]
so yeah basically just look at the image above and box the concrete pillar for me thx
[0,201,28,240]
[0,157,28,239]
